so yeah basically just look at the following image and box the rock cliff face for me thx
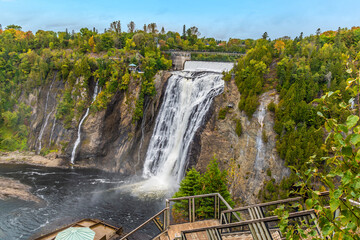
[25,70,289,204]
[192,79,290,204]
[26,71,170,175]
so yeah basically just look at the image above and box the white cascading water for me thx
[254,102,266,172]
[70,82,99,164]
[36,76,56,154]
[141,61,233,190]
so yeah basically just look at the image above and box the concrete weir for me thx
[170,52,191,70]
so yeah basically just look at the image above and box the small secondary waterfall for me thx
[254,102,266,172]
[142,61,233,184]
[71,82,99,164]
[36,75,56,154]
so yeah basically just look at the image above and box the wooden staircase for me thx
[120,192,338,240]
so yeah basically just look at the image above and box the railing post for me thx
[192,197,195,222]
[164,209,167,230]
[166,200,170,228]
[189,198,192,222]
[217,195,220,219]
[214,195,217,219]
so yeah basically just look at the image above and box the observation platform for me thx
[120,192,338,240]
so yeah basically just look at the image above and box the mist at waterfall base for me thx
[0,164,164,240]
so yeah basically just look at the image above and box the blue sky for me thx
[1,0,360,40]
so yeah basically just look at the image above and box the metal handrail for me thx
[120,193,243,240]
[181,210,318,240]
[119,207,169,240]
[167,193,241,224]
[221,196,302,214]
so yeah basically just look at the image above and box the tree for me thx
[143,24,147,33]
[160,27,165,35]
[173,168,202,198]
[127,21,135,33]
[148,23,157,34]
[201,156,233,203]
[88,36,96,52]
[262,32,268,40]
[110,20,121,34]
[316,28,321,36]
[182,25,186,39]
[299,32,303,40]
[274,40,285,53]
[172,157,234,221]
[6,24,22,30]
[187,26,200,37]
[276,71,360,239]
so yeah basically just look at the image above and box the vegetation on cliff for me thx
[0,21,250,152]
[229,27,360,202]
[276,76,360,239]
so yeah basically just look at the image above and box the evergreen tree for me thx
[173,168,201,198]
[197,156,234,217]
[182,24,186,39]
[172,157,234,221]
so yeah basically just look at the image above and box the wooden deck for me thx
[160,220,220,240]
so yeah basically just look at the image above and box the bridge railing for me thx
[220,196,303,225]
[166,193,240,226]
[119,207,169,240]
[120,193,239,240]
[181,209,321,240]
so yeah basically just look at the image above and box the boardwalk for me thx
[160,220,220,240]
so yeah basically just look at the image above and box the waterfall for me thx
[254,102,266,172]
[142,62,231,184]
[48,111,57,146]
[36,75,56,154]
[70,82,99,164]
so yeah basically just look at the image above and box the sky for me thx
[1,0,360,40]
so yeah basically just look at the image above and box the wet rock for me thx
[193,79,290,204]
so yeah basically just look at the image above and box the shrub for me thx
[267,101,276,112]
[235,119,242,137]
[218,107,228,120]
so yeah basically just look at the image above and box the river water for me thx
[0,164,164,240]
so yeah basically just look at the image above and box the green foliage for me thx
[218,107,228,119]
[267,101,276,112]
[262,129,268,143]
[6,25,22,30]
[233,40,272,118]
[235,119,242,137]
[277,75,360,239]
[56,89,74,128]
[172,157,234,221]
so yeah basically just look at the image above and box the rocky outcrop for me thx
[26,71,171,175]
[25,68,288,204]
[193,79,290,204]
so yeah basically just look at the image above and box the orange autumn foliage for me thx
[274,40,285,52]
[88,36,96,52]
